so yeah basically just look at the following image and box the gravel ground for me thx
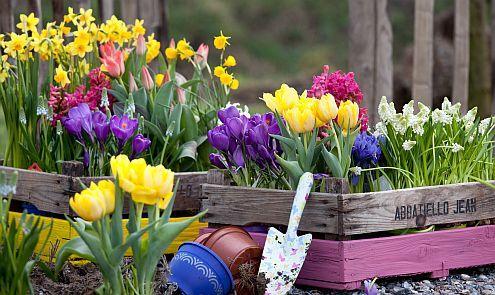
[290,265,495,295]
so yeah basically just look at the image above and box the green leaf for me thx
[55,237,96,273]
[178,141,198,160]
[322,146,343,178]
[132,88,148,110]
[180,79,202,89]
[275,154,304,187]
[109,81,127,103]
[169,103,182,136]
[109,220,159,265]
[180,105,198,142]
[143,120,166,144]
[152,81,174,125]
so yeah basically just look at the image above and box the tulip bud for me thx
[141,66,154,90]
[316,93,338,123]
[194,43,209,69]
[337,100,360,131]
[136,34,146,56]
[70,185,107,221]
[129,72,138,93]
[284,106,316,134]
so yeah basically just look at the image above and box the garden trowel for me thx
[257,172,313,294]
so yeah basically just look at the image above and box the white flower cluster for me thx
[377,97,430,136]
[402,140,416,151]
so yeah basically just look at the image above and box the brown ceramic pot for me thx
[194,226,262,278]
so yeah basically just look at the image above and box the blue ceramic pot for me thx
[169,242,234,295]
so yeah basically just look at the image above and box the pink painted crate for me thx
[202,224,495,290]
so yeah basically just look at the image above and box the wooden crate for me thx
[201,170,495,237]
[0,165,208,215]
[9,212,207,260]
[201,224,495,290]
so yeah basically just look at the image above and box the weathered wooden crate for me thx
[201,224,495,290]
[201,170,495,237]
[1,164,209,255]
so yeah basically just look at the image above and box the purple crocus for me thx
[207,125,230,151]
[110,114,138,150]
[131,134,151,158]
[217,106,240,124]
[92,111,110,145]
[209,153,226,169]
[364,279,379,295]
[62,103,94,142]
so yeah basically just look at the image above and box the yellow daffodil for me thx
[132,19,146,38]
[337,100,360,131]
[230,79,239,90]
[176,38,194,60]
[4,33,28,57]
[155,74,165,87]
[223,55,236,67]
[214,30,230,50]
[59,22,71,36]
[316,93,338,123]
[64,7,77,24]
[70,185,107,221]
[78,8,95,25]
[54,65,70,87]
[79,59,90,75]
[146,34,160,63]
[220,72,233,86]
[165,47,177,60]
[16,13,39,32]
[70,37,92,58]
[262,84,299,115]
[214,66,226,77]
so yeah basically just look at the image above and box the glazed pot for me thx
[168,242,234,295]
[195,226,262,279]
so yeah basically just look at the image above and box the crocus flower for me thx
[209,153,226,169]
[62,103,93,142]
[218,105,240,124]
[364,279,379,295]
[92,110,110,145]
[141,66,154,90]
[207,125,230,151]
[110,115,138,149]
[131,134,151,158]
[99,42,125,78]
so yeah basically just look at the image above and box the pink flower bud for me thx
[141,66,154,90]
[129,72,138,93]
[194,43,209,69]
[136,35,146,56]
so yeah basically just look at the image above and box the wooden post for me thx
[374,0,393,116]
[349,0,376,124]
[121,0,138,24]
[76,0,92,9]
[452,0,470,113]
[52,0,65,22]
[412,0,434,107]
[469,0,492,117]
[349,0,392,127]
[0,0,13,33]
[101,0,114,21]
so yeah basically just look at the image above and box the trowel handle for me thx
[287,172,314,238]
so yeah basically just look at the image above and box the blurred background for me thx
[0,0,494,157]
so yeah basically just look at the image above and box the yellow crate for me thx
[9,212,207,260]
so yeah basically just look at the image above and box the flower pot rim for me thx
[179,242,235,284]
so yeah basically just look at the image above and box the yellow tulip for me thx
[316,94,338,123]
[92,180,115,214]
[70,186,107,221]
[261,84,299,115]
[337,100,360,131]
[284,100,317,134]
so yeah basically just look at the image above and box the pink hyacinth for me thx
[48,68,113,126]
[308,65,368,132]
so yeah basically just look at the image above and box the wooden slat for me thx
[341,181,495,235]
[374,0,393,123]
[348,0,376,124]
[452,0,470,113]
[121,0,138,24]
[412,0,434,106]
[75,171,208,212]
[201,184,340,234]
[101,0,114,21]
[0,0,13,33]
[0,166,72,215]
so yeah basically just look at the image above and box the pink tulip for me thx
[194,43,209,69]
[141,66,154,90]
[136,35,146,56]
[129,73,138,93]
[99,42,125,78]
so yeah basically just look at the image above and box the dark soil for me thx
[31,262,103,295]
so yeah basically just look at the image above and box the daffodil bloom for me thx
[54,65,70,87]
[316,93,338,123]
[146,34,160,63]
[155,74,165,87]
[214,30,230,50]
[214,66,226,77]
[220,72,233,86]
[78,8,95,25]
[64,7,77,24]
[132,19,146,38]
[16,13,39,32]
[4,33,28,57]
[176,39,195,60]
[70,37,92,58]
[223,55,236,67]
[230,79,239,90]
[262,84,299,115]
[337,100,360,131]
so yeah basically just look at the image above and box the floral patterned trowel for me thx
[258,172,314,294]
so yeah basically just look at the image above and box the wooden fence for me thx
[0,0,493,125]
